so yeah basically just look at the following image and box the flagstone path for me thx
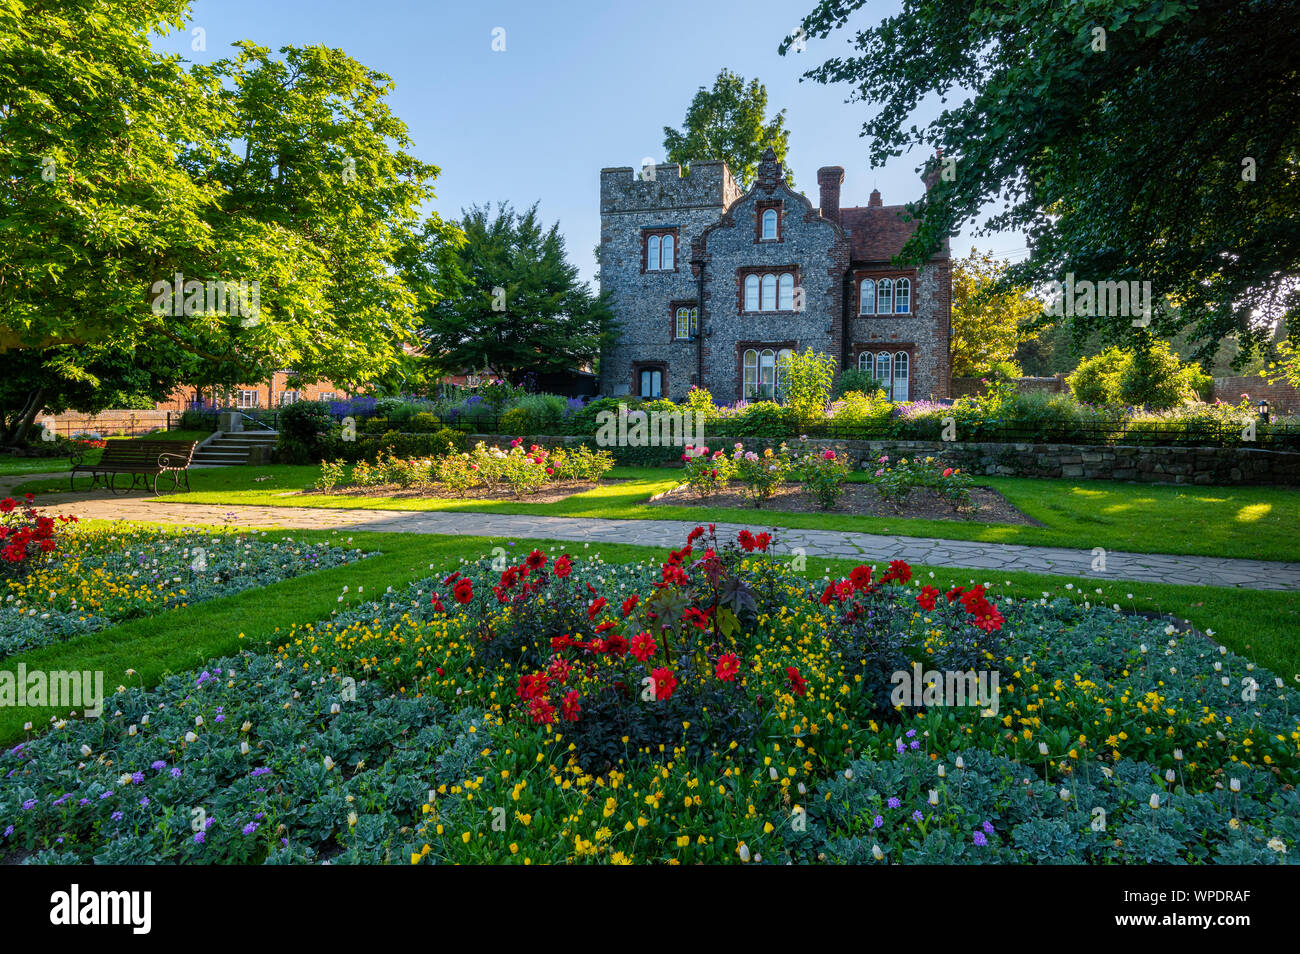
[5,472,1297,592]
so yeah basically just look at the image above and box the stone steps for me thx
[192,431,278,466]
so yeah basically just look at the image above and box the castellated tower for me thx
[598,161,740,399]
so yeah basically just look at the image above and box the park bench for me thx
[69,440,198,495]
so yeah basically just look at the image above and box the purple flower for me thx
[100,791,113,799]
[873,815,884,829]
[131,771,144,784]
[242,821,259,836]
[140,797,149,807]
[111,811,124,821]
[250,766,271,778]
[909,740,920,750]
[982,821,994,835]
[21,799,35,811]
[151,760,166,771]
[2,825,13,837]
[887,797,901,809]
[911,810,924,822]
[905,729,916,739]
[194,831,205,845]
[974,831,988,847]
[170,767,182,779]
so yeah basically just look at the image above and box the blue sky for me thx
[156,0,1022,286]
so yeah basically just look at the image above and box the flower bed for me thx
[0,526,367,659]
[315,440,615,499]
[2,529,1295,864]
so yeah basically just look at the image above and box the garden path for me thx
[5,473,1297,592]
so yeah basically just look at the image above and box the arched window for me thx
[859,279,876,315]
[758,348,777,397]
[858,352,873,372]
[647,235,660,271]
[661,234,674,270]
[744,275,760,311]
[743,349,759,398]
[894,277,911,314]
[675,306,698,339]
[877,278,893,315]
[761,208,778,240]
[875,352,892,396]
[761,274,777,311]
[892,352,910,400]
[778,273,795,311]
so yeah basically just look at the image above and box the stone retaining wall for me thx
[471,434,1300,486]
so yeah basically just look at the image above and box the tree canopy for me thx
[664,68,793,188]
[787,0,1300,370]
[950,249,1042,378]
[417,203,612,385]
[0,0,458,443]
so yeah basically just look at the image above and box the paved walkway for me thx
[6,472,1297,591]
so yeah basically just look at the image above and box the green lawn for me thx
[2,522,1297,745]
[18,461,1296,563]
[0,429,215,477]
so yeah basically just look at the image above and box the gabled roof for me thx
[839,199,948,264]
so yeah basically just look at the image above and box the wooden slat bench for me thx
[69,440,198,495]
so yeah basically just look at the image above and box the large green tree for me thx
[0,0,458,445]
[418,203,613,385]
[663,68,793,188]
[950,249,1042,377]
[786,0,1300,371]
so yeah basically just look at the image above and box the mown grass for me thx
[19,461,1296,563]
[0,430,216,477]
[3,524,1297,745]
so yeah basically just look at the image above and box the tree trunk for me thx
[3,387,46,449]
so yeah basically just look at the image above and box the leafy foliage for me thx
[418,203,613,384]
[663,68,793,188]
[788,0,1300,368]
[951,250,1042,377]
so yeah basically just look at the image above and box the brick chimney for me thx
[817,166,844,224]
[868,188,882,208]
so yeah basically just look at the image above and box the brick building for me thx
[155,372,354,413]
[598,148,951,403]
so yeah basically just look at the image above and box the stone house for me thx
[597,148,951,403]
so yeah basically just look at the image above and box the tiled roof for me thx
[839,203,949,264]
